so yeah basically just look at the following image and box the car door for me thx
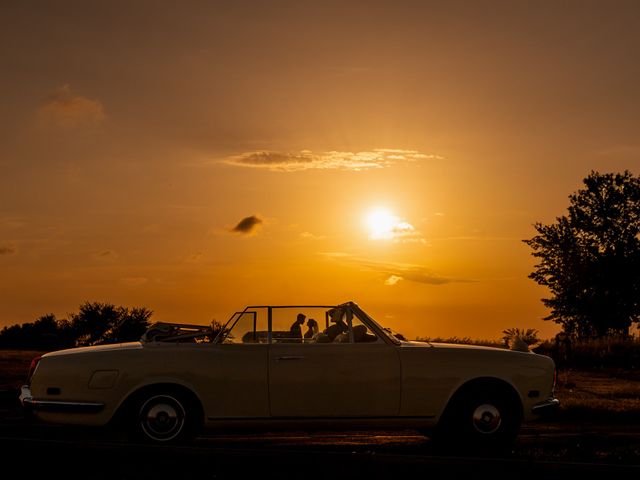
[201,311,270,419]
[268,307,401,417]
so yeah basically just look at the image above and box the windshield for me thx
[383,327,407,342]
[346,303,403,345]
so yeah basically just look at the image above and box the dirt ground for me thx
[554,368,640,421]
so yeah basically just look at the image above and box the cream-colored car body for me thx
[23,302,556,432]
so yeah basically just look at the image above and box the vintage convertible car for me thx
[20,302,558,446]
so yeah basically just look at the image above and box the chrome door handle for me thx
[276,356,305,362]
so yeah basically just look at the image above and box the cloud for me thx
[186,252,205,263]
[385,275,403,286]
[596,144,640,159]
[121,276,148,287]
[390,222,427,244]
[224,149,441,172]
[0,245,15,255]
[0,216,26,230]
[93,249,118,261]
[366,208,427,244]
[231,215,263,235]
[321,252,470,286]
[36,84,105,129]
[300,231,326,240]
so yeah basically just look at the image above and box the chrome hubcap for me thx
[140,395,185,441]
[472,403,501,434]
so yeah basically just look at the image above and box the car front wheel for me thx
[436,387,521,451]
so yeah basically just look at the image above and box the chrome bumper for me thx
[20,385,104,413]
[531,397,560,415]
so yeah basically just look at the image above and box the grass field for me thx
[554,368,640,421]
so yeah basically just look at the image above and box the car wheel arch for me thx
[111,382,205,429]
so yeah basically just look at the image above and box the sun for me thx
[365,207,400,240]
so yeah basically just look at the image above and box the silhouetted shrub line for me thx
[534,336,640,369]
[415,335,640,370]
[0,302,152,350]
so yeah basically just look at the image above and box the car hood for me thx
[43,342,143,358]
[402,340,529,354]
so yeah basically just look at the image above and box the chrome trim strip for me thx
[20,385,104,413]
[531,398,560,414]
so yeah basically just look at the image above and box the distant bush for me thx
[414,334,640,369]
[534,336,640,369]
[0,314,72,351]
[502,328,540,350]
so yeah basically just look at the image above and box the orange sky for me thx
[1,1,639,340]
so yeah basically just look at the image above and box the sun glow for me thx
[366,207,401,240]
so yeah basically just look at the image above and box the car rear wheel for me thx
[132,391,200,443]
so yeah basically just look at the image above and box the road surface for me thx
[1,390,638,479]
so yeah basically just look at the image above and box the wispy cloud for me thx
[185,252,205,263]
[0,245,15,255]
[36,84,105,129]
[321,252,471,286]
[392,224,427,244]
[93,249,118,261]
[0,216,27,230]
[224,149,441,172]
[231,215,263,235]
[366,208,427,244]
[384,275,403,286]
[300,231,326,240]
[121,276,148,287]
[595,144,640,159]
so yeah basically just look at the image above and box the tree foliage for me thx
[0,314,72,350]
[524,171,640,338]
[68,302,153,346]
[0,302,153,350]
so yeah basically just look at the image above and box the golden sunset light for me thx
[366,207,399,240]
[1,0,639,343]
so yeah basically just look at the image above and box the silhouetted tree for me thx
[101,306,153,344]
[70,302,153,346]
[69,302,120,346]
[524,171,640,339]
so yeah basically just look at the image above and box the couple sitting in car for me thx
[290,309,376,343]
[289,313,319,339]
[290,309,345,343]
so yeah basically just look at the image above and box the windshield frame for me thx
[213,302,401,345]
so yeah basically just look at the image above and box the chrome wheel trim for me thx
[139,395,186,442]
[472,403,502,434]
